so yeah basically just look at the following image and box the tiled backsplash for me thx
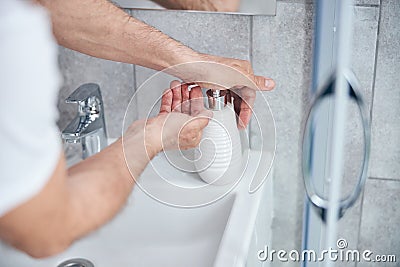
[57,46,135,138]
[57,1,399,266]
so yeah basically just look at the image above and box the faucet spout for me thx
[62,83,107,159]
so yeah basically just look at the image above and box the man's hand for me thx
[199,54,275,91]
[214,55,275,128]
[168,54,275,129]
[154,81,212,151]
[125,81,212,157]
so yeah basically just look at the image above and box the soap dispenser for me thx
[194,89,242,185]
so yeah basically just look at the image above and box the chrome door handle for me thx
[302,70,371,221]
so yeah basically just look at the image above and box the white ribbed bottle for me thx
[194,91,242,185]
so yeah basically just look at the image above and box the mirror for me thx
[112,0,276,15]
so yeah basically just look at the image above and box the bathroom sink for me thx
[0,139,273,267]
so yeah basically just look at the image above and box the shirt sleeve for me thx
[0,0,62,217]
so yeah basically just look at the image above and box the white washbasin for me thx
[0,139,273,267]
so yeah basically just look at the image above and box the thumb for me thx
[194,109,213,129]
[254,75,275,91]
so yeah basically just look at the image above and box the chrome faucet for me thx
[62,83,107,159]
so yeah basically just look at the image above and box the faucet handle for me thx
[66,83,103,104]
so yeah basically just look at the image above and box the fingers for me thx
[159,89,172,114]
[183,109,212,135]
[181,83,190,114]
[238,100,254,129]
[189,85,204,116]
[194,109,213,129]
[170,80,182,112]
[162,81,206,117]
[254,75,275,91]
[231,87,256,129]
[180,110,211,149]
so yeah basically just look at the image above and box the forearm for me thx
[65,140,134,239]
[0,123,160,258]
[65,123,159,243]
[37,0,198,70]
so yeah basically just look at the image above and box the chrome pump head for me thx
[206,89,232,111]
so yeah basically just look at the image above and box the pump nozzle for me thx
[206,89,232,111]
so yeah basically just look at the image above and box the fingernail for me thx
[237,123,245,130]
[187,84,198,91]
[265,79,271,88]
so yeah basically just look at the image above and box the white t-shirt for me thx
[0,0,62,217]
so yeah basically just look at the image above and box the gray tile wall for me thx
[56,0,399,264]
[369,0,400,180]
[252,2,314,259]
[358,178,400,266]
[358,1,400,265]
[58,47,135,138]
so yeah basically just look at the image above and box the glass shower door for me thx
[301,1,370,266]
